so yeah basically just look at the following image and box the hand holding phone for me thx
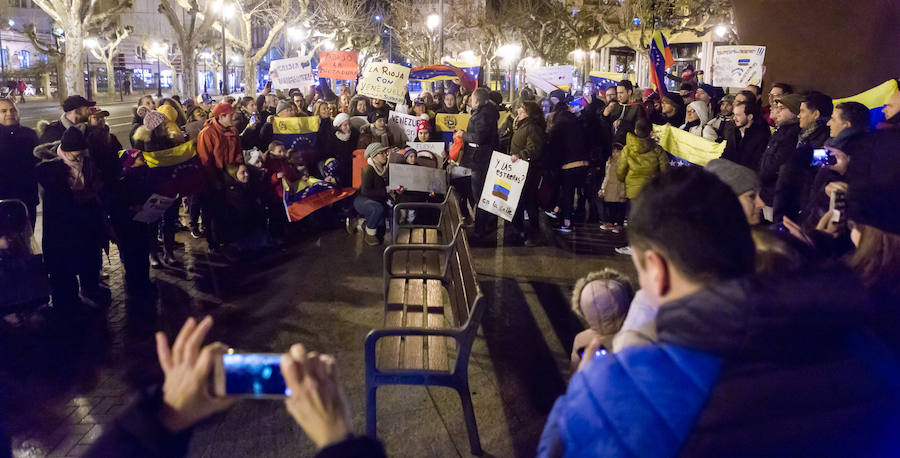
[213,352,288,398]
[810,148,835,167]
[281,344,351,449]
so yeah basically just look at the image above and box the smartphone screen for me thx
[220,353,288,398]
[810,148,830,167]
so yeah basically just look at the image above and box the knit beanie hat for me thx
[364,142,389,159]
[333,112,350,128]
[777,93,804,116]
[143,110,167,131]
[416,119,432,134]
[157,104,178,123]
[60,126,87,152]
[276,99,295,115]
[705,158,759,196]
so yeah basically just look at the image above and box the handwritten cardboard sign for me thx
[712,45,766,88]
[389,163,447,194]
[269,57,314,89]
[388,110,420,142]
[477,151,529,222]
[357,62,410,105]
[318,51,359,80]
[407,141,445,157]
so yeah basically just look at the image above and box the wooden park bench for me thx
[365,223,486,456]
[391,186,463,246]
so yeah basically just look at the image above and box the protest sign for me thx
[389,164,448,194]
[478,151,529,222]
[269,57,315,89]
[407,141,445,157]
[357,62,410,104]
[318,51,359,80]
[712,46,766,88]
[133,194,177,223]
[526,65,574,92]
[434,112,512,149]
[388,110,420,142]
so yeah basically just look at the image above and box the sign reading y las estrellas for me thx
[357,62,410,105]
[478,151,529,222]
[269,57,315,89]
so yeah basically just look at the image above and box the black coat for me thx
[0,124,39,208]
[758,119,800,208]
[610,102,646,146]
[660,266,900,456]
[547,109,587,168]
[325,130,359,187]
[722,119,771,171]
[774,120,829,222]
[801,128,867,230]
[38,118,69,144]
[234,110,261,151]
[460,102,499,169]
[33,150,105,253]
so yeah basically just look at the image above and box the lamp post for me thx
[426,14,440,65]
[150,41,166,97]
[496,43,521,102]
[199,51,211,94]
[83,37,98,101]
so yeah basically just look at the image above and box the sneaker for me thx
[557,225,573,233]
[600,223,615,231]
[345,217,358,234]
[611,226,622,234]
[364,233,381,246]
[190,227,203,239]
[614,246,633,256]
[544,210,559,219]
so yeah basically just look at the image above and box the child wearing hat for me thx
[570,268,634,372]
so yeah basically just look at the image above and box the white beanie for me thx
[333,112,350,128]
[688,100,710,125]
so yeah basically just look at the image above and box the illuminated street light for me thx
[459,50,475,62]
[426,14,440,31]
[221,3,236,19]
[715,24,728,38]
[7,19,14,27]
[374,15,382,21]
[572,49,585,59]
[83,37,99,49]
[495,43,521,62]
[287,26,307,41]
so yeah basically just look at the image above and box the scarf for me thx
[684,119,701,131]
[335,130,351,142]
[57,145,86,190]
[367,157,387,177]
[824,125,866,149]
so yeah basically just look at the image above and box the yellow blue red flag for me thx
[649,31,675,94]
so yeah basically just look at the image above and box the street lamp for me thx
[426,14,440,31]
[199,51,212,94]
[714,24,729,38]
[495,44,521,102]
[83,37,99,100]
[149,41,166,97]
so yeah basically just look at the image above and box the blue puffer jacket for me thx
[539,266,900,457]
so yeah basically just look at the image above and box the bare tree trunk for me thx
[243,57,255,96]
[64,26,84,97]
[181,46,196,99]
[105,59,115,94]
[55,58,67,100]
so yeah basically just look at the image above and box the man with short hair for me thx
[0,97,40,228]
[538,166,900,457]
[453,87,499,241]
[38,95,95,144]
[758,93,802,222]
[876,88,900,130]
[764,82,793,127]
[609,80,646,145]
[774,91,832,222]
[722,101,771,170]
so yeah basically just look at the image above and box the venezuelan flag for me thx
[492,179,511,200]
[409,64,477,92]
[281,176,355,222]
[434,112,512,151]
[273,116,320,152]
[832,79,898,130]
[649,31,675,94]
[121,140,205,196]
[652,124,725,167]
[589,71,626,90]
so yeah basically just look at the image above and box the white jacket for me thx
[680,100,718,141]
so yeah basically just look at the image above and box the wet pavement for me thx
[2,216,633,457]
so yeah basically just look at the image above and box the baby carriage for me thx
[0,199,50,319]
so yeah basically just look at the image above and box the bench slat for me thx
[392,229,411,275]
[424,229,440,275]
[403,279,425,370]
[379,310,403,370]
[425,279,449,371]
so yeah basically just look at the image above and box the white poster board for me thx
[389,164,448,194]
[526,65,574,93]
[268,57,315,89]
[712,46,766,88]
[133,194,177,223]
[407,141,445,157]
[357,62,410,105]
[388,110,419,143]
[477,151,529,222]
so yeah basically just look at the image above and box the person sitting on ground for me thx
[325,112,358,188]
[704,158,765,225]
[352,143,390,246]
[538,166,900,457]
[569,269,633,372]
[680,100,718,141]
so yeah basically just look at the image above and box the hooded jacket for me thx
[509,116,546,164]
[197,118,242,181]
[538,267,900,457]
[616,132,668,199]
[38,113,81,144]
[679,101,718,141]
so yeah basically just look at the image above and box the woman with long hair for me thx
[509,101,547,245]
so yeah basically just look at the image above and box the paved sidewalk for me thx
[3,221,633,457]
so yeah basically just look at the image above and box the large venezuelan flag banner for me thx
[832,79,898,130]
[434,111,512,151]
[649,31,675,94]
[652,124,725,167]
[272,116,320,152]
[122,140,205,196]
[281,176,355,223]
[589,71,626,89]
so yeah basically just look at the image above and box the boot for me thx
[149,251,163,269]
[364,226,380,246]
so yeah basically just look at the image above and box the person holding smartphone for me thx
[83,316,386,458]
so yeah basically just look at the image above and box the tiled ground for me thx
[3,214,633,458]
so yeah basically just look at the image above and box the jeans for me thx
[188,194,202,228]
[354,196,386,230]
[559,166,588,222]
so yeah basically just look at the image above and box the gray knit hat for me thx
[705,158,759,196]
[364,142,389,159]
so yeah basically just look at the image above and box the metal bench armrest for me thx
[392,202,447,243]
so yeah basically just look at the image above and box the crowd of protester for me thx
[1,69,899,456]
